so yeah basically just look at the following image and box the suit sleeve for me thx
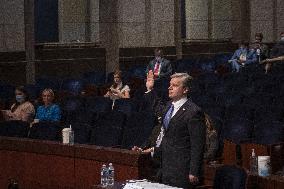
[159,60,172,78]
[188,112,206,177]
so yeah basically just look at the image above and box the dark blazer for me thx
[155,99,206,189]
[145,58,172,79]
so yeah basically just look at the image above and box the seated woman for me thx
[204,113,219,160]
[104,70,130,100]
[2,86,35,123]
[34,88,61,122]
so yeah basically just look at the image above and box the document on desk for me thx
[123,180,182,189]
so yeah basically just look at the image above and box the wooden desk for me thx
[241,143,284,174]
[0,137,151,189]
[204,163,284,189]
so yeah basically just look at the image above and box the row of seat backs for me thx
[0,110,156,149]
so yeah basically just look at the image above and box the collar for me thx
[172,97,187,109]
[116,82,123,89]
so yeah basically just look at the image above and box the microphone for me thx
[256,48,261,63]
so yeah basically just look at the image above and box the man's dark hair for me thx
[255,33,263,40]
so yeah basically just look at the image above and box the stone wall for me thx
[0,0,25,52]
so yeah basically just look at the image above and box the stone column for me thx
[150,0,174,46]
[174,0,182,59]
[117,0,146,47]
[58,0,87,42]
[24,0,35,84]
[211,0,233,40]
[250,0,274,42]
[185,0,209,40]
[99,0,119,73]
[89,0,100,42]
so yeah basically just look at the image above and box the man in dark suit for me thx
[133,73,206,188]
[145,48,172,80]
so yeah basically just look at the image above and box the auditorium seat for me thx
[0,84,14,101]
[61,96,86,124]
[254,105,284,123]
[36,77,61,91]
[84,96,112,113]
[121,111,156,149]
[83,71,106,86]
[176,58,197,73]
[253,120,284,144]
[61,79,84,96]
[28,122,62,141]
[224,105,254,121]
[0,120,29,138]
[24,84,40,101]
[90,111,126,147]
[213,165,247,189]
[69,122,91,144]
[222,118,254,144]
[112,98,138,116]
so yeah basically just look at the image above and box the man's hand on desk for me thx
[131,146,154,154]
[189,174,199,184]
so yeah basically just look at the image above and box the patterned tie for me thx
[163,104,174,130]
[153,61,160,76]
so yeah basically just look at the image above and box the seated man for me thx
[145,48,172,80]
[261,32,284,73]
[229,41,257,72]
[253,32,269,62]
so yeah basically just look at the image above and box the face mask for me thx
[281,37,284,41]
[16,95,25,103]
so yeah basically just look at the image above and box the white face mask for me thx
[281,37,284,41]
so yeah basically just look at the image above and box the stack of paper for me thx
[123,180,183,189]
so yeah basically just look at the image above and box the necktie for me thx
[153,61,160,76]
[163,104,174,130]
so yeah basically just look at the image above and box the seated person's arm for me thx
[20,104,35,122]
[50,105,61,122]
[118,86,130,98]
[121,90,130,98]
[104,90,111,97]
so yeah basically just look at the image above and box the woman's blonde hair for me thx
[204,113,215,132]
[42,88,55,97]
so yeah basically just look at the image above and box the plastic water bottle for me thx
[107,163,115,186]
[250,149,258,174]
[100,164,108,186]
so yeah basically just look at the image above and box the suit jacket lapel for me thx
[164,100,190,132]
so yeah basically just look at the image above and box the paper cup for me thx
[34,119,39,123]
[258,156,270,177]
[62,128,71,144]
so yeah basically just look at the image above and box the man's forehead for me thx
[170,77,183,84]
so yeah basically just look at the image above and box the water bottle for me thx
[100,164,108,186]
[8,179,19,189]
[249,149,258,174]
[107,163,115,186]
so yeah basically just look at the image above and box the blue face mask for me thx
[16,95,25,103]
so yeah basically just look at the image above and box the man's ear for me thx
[183,87,189,94]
